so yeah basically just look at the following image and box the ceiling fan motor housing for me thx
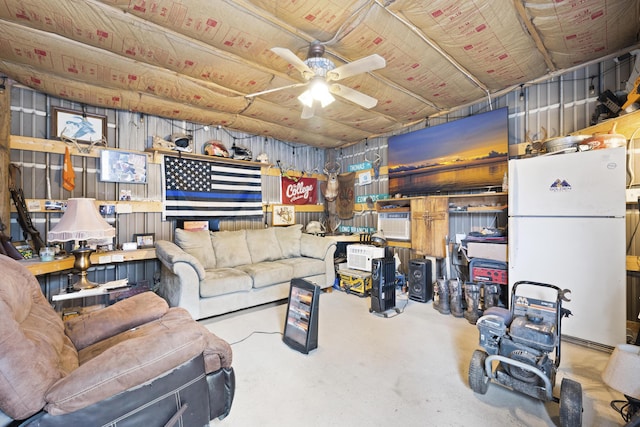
[304,57,335,78]
[308,42,325,57]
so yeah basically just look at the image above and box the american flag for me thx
[162,156,262,220]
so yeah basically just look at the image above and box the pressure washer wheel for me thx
[468,349,490,395]
[559,378,583,427]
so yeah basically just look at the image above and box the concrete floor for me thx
[202,289,628,427]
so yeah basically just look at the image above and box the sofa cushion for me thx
[237,262,294,288]
[0,256,72,420]
[46,308,208,415]
[246,228,283,263]
[211,230,252,268]
[277,257,326,279]
[274,224,302,258]
[199,268,253,298]
[301,232,334,259]
[174,228,217,269]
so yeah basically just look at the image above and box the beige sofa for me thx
[155,225,336,320]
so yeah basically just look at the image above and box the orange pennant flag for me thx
[62,147,75,191]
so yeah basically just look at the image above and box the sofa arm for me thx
[155,240,203,319]
[300,233,336,260]
[64,293,169,351]
[155,240,206,280]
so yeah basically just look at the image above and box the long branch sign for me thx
[281,176,318,205]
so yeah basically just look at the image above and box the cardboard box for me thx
[467,242,508,263]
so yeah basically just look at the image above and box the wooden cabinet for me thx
[377,193,507,258]
[419,196,449,257]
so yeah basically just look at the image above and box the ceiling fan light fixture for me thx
[310,78,335,107]
[298,78,335,109]
[298,90,314,108]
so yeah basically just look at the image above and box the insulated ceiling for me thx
[0,0,638,148]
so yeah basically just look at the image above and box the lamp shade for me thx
[602,344,640,400]
[48,198,115,242]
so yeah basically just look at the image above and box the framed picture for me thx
[52,107,107,143]
[133,233,155,248]
[272,205,295,226]
[100,150,148,184]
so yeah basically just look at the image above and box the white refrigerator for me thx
[508,146,626,347]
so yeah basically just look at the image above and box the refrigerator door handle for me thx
[508,219,518,269]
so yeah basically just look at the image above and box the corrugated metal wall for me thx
[8,54,640,318]
[334,55,640,320]
[8,89,329,297]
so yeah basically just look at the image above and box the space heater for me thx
[370,257,396,314]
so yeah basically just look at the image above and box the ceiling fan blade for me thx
[245,82,308,99]
[326,54,386,81]
[329,84,378,109]
[301,103,316,119]
[271,47,314,78]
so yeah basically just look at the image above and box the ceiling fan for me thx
[246,42,386,119]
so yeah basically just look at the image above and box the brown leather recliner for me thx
[0,254,235,426]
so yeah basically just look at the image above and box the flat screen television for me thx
[388,107,509,196]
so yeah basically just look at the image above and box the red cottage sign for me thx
[281,176,318,205]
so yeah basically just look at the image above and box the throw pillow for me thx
[211,230,252,268]
[174,228,216,269]
[246,228,283,263]
[274,224,302,258]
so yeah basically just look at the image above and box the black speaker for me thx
[408,258,432,303]
[370,257,396,313]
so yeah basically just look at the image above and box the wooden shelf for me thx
[264,204,324,213]
[450,204,507,214]
[12,199,163,214]
[570,109,640,139]
[377,206,410,213]
[10,135,149,159]
[386,240,412,249]
[145,147,265,166]
[20,248,157,276]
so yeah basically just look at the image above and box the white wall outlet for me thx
[626,188,640,203]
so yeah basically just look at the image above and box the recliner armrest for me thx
[64,292,169,351]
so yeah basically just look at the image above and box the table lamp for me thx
[47,198,115,290]
[602,344,640,424]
